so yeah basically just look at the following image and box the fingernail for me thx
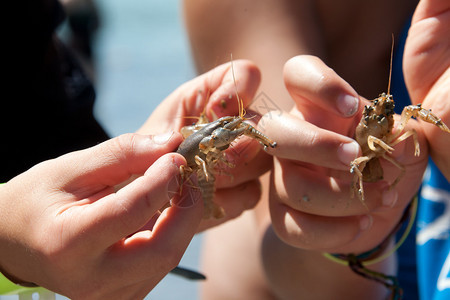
[337,141,360,166]
[359,215,373,231]
[382,188,398,208]
[153,131,174,145]
[337,94,359,117]
[171,175,202,208]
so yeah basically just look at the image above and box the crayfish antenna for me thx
[230,54,247,119]
[387,33,394,95]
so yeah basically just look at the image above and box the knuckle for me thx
[104,133,139,163]
[155,249,183,272]
[238,181,261,210]
[244,189,260,210]
[166,253,183,270]
[315,72,341,98]
[112,133,138,154]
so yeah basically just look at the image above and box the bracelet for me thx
[322,195,418,300]
[323,195,417,265]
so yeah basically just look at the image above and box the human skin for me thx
[260,55,427,299]
[0,133,204,299]
[183,0,426,299]
[0,60,267,299]
[403,0,450,179]
[139,59,272,231]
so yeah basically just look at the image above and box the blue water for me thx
[93,1,203,299]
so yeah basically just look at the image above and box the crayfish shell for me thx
[197,171,225,219]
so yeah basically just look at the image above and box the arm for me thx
[0,133,203,299]
[0,59,268,299]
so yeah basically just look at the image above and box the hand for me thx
[139,60,270,230]
[263,55,428,254]
[404,0,450,179]
[0,133,203,299]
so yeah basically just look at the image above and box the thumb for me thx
[75,153,188,249]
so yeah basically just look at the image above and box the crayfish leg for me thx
[350,155,372,208]
[350,152,375,209]
[390,129,420,156]
[178,165,195,196]
[397,105,450,135]
[367,135,394,154]
[395,105,418,135]
[195,155,210,182]
[417,107,450,133]
[178,165,188,196]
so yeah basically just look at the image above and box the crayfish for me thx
[176,65,277,219]
[350,48,450,204]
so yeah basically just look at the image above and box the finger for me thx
[190,59,260,118]
[98,182,203,289]
[109,183,203,279]
[262,112,361,170]
[270,195,406,253]
[138,60,260,133]
[412,0,450,21]
[73,153,187,248]
[197,179,262,232]
[53,133,183,192]
[271,158,388,217]
[215,136,272,188]
[405,14,450,103]
[215,179,261,218]
[283,55,362,134]
[206,59,261,118]
[284,55,361,117]
[269,197,365,251]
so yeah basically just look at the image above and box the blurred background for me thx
[93,0,195,136]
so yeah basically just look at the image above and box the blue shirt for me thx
[417,160,450,299]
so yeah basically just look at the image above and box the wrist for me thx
[0,183,39,290]
[0,270,44,296]
[0,266,38,288]
[323,196,418,299]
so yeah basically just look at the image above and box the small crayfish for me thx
[350,47,450,204]
[176,65,277,219]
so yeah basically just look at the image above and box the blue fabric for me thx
[417,160,450,300]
